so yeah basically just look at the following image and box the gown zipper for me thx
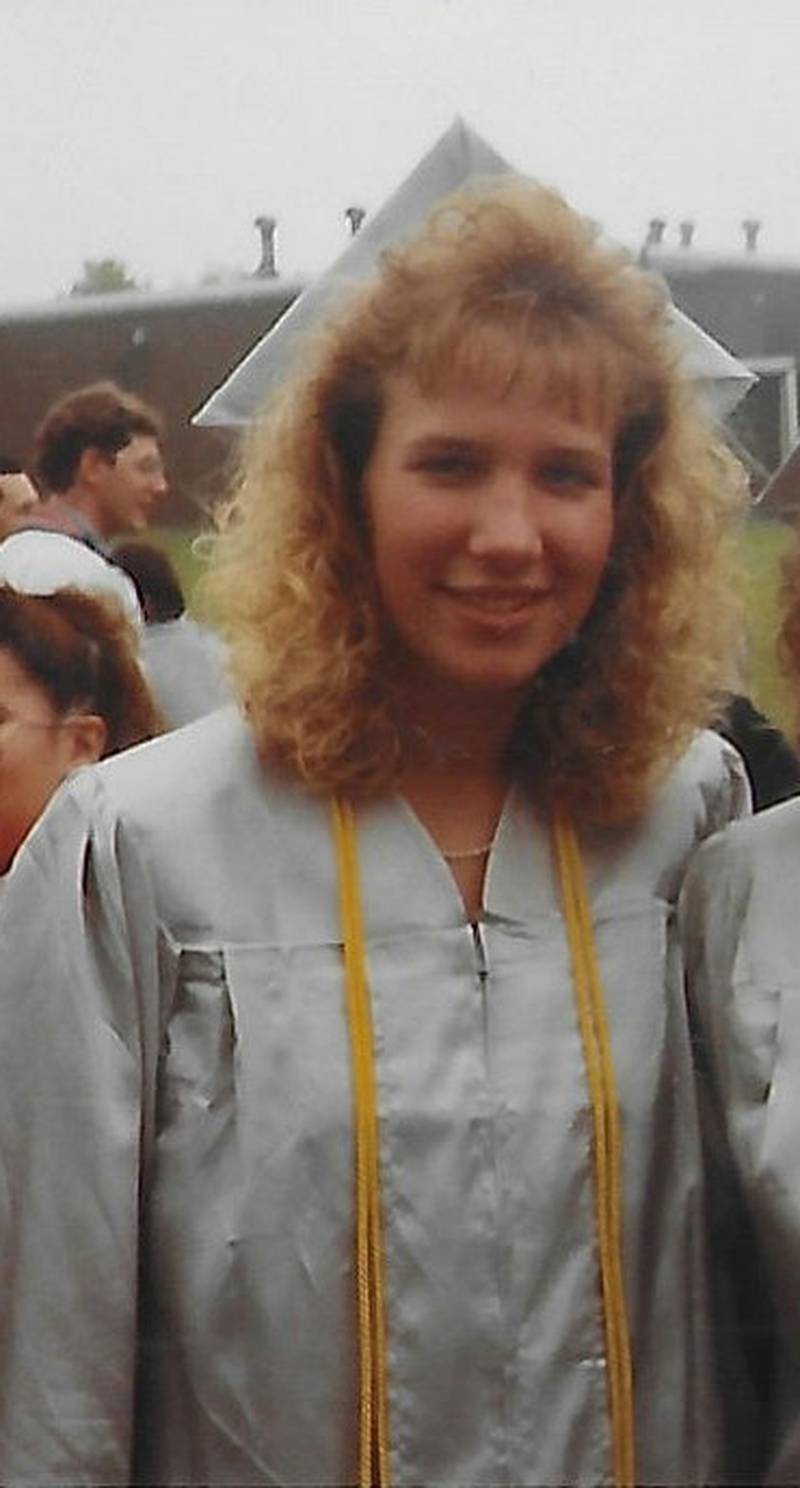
[471,919,490,987]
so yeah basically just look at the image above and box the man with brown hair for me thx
[30,380,168,550]
[0,382,168,623]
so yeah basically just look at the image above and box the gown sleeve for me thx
[704,729,753,830]
[680,820,779,1484]
[0,769,177,1486]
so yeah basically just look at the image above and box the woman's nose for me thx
[468,479,545,565]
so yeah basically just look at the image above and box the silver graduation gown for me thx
[0,707,748,1487]
[681,797,800,1486]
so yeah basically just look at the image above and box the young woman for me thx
[0,583,160,876]
[0,179,749,1486]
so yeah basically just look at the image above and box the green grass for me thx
[150,517,799,740]
[151,526,212,612]
[740,520,794,736]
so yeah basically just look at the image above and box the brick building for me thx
[3,214,800,523]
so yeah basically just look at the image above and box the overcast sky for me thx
[3,0,799,308]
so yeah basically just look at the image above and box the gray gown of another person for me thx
[139,614,231,728]
[681,798,800,1486]
[0,707,749,1486]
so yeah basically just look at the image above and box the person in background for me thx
[0,176,751,1486]
[715,691,800,810]
[681,522,800,1487]
[0,583,161,878]
[29,379,168,550]
[0,455,39,538]
[113,538,231,727]
[0,382,168,622]
[0,526,144,629]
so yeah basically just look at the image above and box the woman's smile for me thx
[437,582,551,632]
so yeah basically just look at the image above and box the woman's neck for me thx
[399,747,510,923]
[393,682,522,921]
[394,681,523,777]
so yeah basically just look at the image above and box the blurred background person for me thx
[113,538,231,727]
[29,379,168,550]
[680,526,800,1486]
[0,455,39,538]
[0,526,144,629]
[0,381,168,624]
[0,583,161,877]
[715,687,800,810]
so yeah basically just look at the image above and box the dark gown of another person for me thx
[715,694,800,810]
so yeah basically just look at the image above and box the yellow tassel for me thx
[332,797,634,1488]
[552,809,636,1488]
[332,798,391,1487]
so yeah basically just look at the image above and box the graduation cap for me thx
[193,117,756,428]
[753,438,800,517]
[668,305,756,420]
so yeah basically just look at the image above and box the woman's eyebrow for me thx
[542,443,611,466]
[405,434,483,455]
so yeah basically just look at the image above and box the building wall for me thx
[655,258,800,365]
[3,252,800,522]
[0,282,298,525]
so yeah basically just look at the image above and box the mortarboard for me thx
[193,117,756,429]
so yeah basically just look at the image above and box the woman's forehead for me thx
[397,320,630,434]
[382,365,623,444]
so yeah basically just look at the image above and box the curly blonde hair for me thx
[206,178,747,824]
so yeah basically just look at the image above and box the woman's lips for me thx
[440,585,549,627]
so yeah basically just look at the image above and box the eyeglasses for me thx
[112,450,165,479]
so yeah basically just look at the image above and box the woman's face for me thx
[362,375,616,708]
[0,646,98,873]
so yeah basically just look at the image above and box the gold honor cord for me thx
[331,797,391,1488]
[332,798,633,1488]
[551,809,636,1488]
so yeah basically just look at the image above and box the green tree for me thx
[69,257,140,295]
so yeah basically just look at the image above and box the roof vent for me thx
[645,217,667,249]
[345,205,366,236]
[253,216,278,277]
[742,218,761,253]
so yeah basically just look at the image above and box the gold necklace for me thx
[440,838,495,861]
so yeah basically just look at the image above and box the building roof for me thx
[644,248,800,278]
[0,274,304,327]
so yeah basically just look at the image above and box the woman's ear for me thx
[65,713,107,766]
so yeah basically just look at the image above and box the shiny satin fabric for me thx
[0,707,748,1486]
[682,798,800,1486]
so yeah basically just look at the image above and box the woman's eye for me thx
[542,463,599,491]
[415,453,481,482]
